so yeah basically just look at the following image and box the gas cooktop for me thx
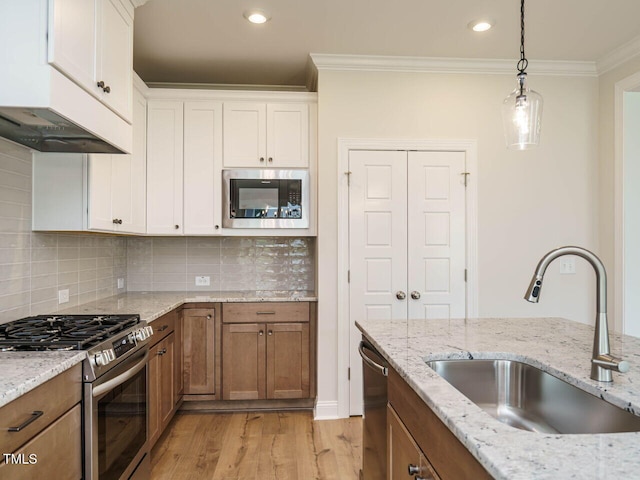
[0,314,141,351]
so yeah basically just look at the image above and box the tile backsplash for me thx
[127,236,315,292]
[0,139,127,324]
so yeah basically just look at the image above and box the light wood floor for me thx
[150,412,363,480]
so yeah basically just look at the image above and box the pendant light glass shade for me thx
[502,73,543,150]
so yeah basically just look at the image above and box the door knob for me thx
[396,291,406,300]
[408,464,420,475]
[411,291,421,300]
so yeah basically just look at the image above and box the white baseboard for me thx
[313,400,340,420]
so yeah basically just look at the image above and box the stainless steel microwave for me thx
[222,169,309,228]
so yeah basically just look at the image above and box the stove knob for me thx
[93,352,106,367]
[144,326,154,338]
[128,333,137,344]
[103,349,116,363]
[135,329,147,341]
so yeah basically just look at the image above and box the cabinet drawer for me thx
[222,302,309,323]
[0,403,82,480]
[0,364,81,455]
[150,310,177,344]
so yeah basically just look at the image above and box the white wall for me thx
[623,92,640,337]
[315,69,599,414]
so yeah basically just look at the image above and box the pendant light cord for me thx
[517,0,528,74]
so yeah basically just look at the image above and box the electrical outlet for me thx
[560,258,576,275]
[117,277,125,289]
[195,276,210,286]
[58,289,69,304]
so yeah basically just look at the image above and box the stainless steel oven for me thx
[222,169,309,228]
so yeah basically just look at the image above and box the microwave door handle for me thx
[92,351,149,398]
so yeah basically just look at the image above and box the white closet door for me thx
[407,151,466,319]
[348,150,408,414]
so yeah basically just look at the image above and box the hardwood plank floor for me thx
[151,412,363,480]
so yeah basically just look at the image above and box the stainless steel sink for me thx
[426,359,640,434]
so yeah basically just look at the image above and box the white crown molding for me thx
[597,35,640,75]
[132,71,149,95]
[144,82,309,93]
[310,53,597,77]
[130,0,150,7]
[143,86,317,102]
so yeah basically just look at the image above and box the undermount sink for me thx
[426,359,640,434]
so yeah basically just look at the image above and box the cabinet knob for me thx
[206,315,211,319]
[97,80,105,89]
[175,225,180,230]
[112,218,119,224]
[259,157,265,162]
[268,157,273,163]
[410,291,421,300]
[396,291,407,300]
[408,464,420,475]
[268,330,273,336]
[215,225,219,230]
[158,348,167,356]
[259,330,264,336]
[103,85,111,93]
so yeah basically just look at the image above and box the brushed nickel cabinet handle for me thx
[157,325,168,332]
[256,311,276,315]
[9,411,44,432]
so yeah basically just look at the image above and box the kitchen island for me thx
[357,317,640,479]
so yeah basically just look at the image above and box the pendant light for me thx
[502,0,543,150]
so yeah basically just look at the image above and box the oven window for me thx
[98,367,147,480]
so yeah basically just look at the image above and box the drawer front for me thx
[150,310,177,345]
[0,404,82,480]
[0,364,81,455]
[222,302,309,324]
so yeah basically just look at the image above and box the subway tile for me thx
[153,237,187,249]
[96,257,113,269]
[57,270,78,286]
[222,237,254,248]
[0,247,30,264]
[127,282,153,292]
[0,233,30,248]
[58,246,79,260]
[0,291,31,310]
[0,217,32,233]
[57,235,80,248]
[0,276,30,296]
[152,253,188,264]
[0,305,31,325]
[78,279,97,295]
[152,273,187,284]
[31,233,57,248]
[79,269,97,282]
[0,187,31,205]
[0,263,30,279]
[0,169,30,190]
[31,247,57,262]
[153,263,186,274]
[31,260,56,276]
[31,273,57,290]
[78,258,97,271]
[31,286,57,304]
[186,237,221,248]
[30,299,61,317]
[77,291,97,305]
[96,267,113,280]
[151,282,187,292]
[58,259,79,274]
[78,247,97,259]
[0,202,31,219]
[96,287,113,300]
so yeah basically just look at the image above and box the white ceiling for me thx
[133,0,640,88]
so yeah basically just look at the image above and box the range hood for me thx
[0,107,125,154]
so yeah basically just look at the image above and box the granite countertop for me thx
[0,290,316,409]
[356,317,640,480]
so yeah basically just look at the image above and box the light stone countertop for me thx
[0,290,316,409]
[356,317,640,480]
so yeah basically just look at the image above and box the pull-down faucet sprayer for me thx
[524,246,629,382]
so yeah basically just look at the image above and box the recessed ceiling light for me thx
[243,10,270,24]
[468,20,494,32]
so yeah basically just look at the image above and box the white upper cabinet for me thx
[49,0,134,122]
[183,101,223,234]
[223,102,309,168]
[146,101,184,234]
[32,86,147,233]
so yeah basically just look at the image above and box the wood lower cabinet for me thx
[388,404,439,480]
[388,369,491,480]
[183,306,220,399]
[221,302,315,402]
[148,310,180,448]
[0,364,82,480]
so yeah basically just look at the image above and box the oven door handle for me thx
[92,351,149,398]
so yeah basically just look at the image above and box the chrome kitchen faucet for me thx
[524,246,629,382]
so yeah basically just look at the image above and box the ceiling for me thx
[133,0,640,89]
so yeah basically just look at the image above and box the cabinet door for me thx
[184,102,223,234]
[96,0,133,120]
[266,322,310,399]
[183,308,216,395]
[222,102,266,167]
[175,312,184,401]
[148,342,161,447]
[112,88,146,233]
[387,404,423,480]
[48,0,96,97]
[222,323,266,400]
[147,101,184,234]
[87,154,114,231]
[266,103,309,167]
[159,333,175,430]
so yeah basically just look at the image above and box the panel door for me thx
[146,101,184,234]
[387,404,423,480]
[183,308,216,395]
[148,341,161,447]
[87,154,114,231]
[348,150,408,414]
[96,0,133,120]
[48,0,96,97]
[223,102,266,167]
[184,101,223,234]
[222,323,266,400]
[266,322,310,399]
[159,333,175,429]
[266,103,309,167]
[407,151,466,320]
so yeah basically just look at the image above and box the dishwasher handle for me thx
[359,341,388,377]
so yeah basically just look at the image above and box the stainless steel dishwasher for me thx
[359,337,389,480]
